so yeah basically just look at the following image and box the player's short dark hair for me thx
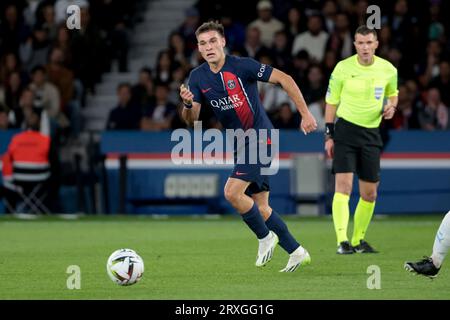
[195,21,225,38]
[355,25,377,39]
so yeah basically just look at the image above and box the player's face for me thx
[354,33,378,65]
[197,30,226,64]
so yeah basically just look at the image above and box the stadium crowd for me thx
[0,0,143,140]
[106,0,450,132]
[0,0,449,137]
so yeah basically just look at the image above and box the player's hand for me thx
[179,84,194,106]
[325,138,334,159]
[383,104,396,120]
[300,111,318,135]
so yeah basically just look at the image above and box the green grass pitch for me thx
[0,214,448,299]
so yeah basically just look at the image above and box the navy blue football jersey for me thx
[188,55,275,130]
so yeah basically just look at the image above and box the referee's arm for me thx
[324,103,337,158]
[382,96,398,120]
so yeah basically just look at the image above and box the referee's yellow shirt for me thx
[326,54,398,128]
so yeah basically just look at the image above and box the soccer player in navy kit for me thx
[180,21,317,272]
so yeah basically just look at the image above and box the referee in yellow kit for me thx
[324,25,398,254]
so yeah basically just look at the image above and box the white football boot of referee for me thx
[279,246,311,272]
[255,231,279,267]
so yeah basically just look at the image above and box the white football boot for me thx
[279,246,311,272]
[255,231,279,267]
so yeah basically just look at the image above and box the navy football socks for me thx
[265,210,299,254]
[241,203,270,239]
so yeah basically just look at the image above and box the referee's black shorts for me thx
[332,118,383,183]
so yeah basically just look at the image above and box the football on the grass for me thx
[106,248,144,286]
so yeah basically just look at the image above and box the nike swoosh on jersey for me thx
[235,171,247,175]
[201,88,212,93]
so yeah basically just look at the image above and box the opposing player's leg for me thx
[405,210,450,278]
[252,191,310,272]
[224,177,276,267]
[431,210,450,268]
[333,173,354,254]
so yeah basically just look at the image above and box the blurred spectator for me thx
[70,5,107,94]
[262,83,294,117]
[429,60,450,107]
[387,84,420,130]
[418,87,448,130]
[292,14,329,63]
[302,64,326,104]
[417,40,442,88]
[322,0,338,33]
[384,0,418,74]
[168,32,190,72]
[249,1,283,48]
[45,47,74,110]
[177,7,200,57]
[45,47,81,137]
[220,15,246,52]
[377,26,393,59]
[0,103,10,130]
[326,13,352,60]
[428,3,445,42]
[240,26,270,59]
[283,7,305,50]
[90,0,131,72]
[352,0,369,30]
[291,50,310,86]
[0,4,31,56]
[271,30,292,72]
[23,0,41,27]
[272,102,299,129]
[29,66,60,120]
[29,65,69,134]
[9,87,51,136]
[385,0,416,52]
[52,24,73,69]
[131,67,155,109]
[322,49,338,79]
[4,71,25,112]
[155,50,176,84]
[19,25,51,73]
[140,82,176,131]
[168,66,186,105]
[106,83,140,130]
[37,4,58,41]
[308,98,326,131]
[189,48,204,68]
[0,52,29,86]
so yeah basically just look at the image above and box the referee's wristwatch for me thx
[325,122,334,141]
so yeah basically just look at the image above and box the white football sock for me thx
[431,211,450,268]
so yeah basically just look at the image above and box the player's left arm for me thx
[268,68,317,134]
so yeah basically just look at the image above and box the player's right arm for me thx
[180,84,201,127]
